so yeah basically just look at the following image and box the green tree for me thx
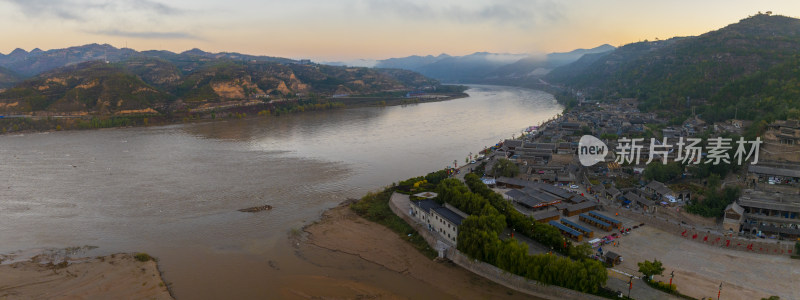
[638,259,665,280]
[707,173,721,189]
[493,158,519,178]
[644,161,683,182]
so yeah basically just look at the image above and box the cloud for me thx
[362,0,564,28]
[93,29,202,40]
[130,0,184,15]
[2,0,94,21]
[1,0,186,21]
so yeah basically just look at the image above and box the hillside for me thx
[705,54,800,122]
[375,54,450,71]
[0,66,20,89]
[0,51,443,115]
[487,44,615,81]
[0,61,173,114]
[548,14,800,119]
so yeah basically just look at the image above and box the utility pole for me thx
[669,270,674,287]
[628,275,633,299]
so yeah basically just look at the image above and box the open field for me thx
[607,224,799,300]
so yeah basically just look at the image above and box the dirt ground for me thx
[0,253,172,299]
[302,203,538,300]
[607,225,800,300]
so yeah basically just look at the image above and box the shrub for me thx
[134,252,153,262]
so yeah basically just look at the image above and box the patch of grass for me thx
[643,278,697,299]
[593,287,634,299]
[289,227,302,239]
[49,261,69,269]
[351,188,437,259]
[134,252,153,262]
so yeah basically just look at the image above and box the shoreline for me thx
[0,92,469,137]
[0,252,173,299]
[300,199,541,300]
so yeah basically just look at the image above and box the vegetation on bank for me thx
[350,187,438,259]
[0,87,473,135]
[0,97,347,134]
[133,252,154,262]
[353,170,608,295]
[437,174,607,293]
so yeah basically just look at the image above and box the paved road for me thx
[605,270,680,300]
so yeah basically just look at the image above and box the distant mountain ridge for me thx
[0,44,296,79]
[370,45,615,83]
[0,45,444,115]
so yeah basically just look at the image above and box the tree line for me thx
[434,174,607,293]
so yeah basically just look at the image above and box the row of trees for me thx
[435,175,607,293]
[644,161,684,183]
[462,174,591,256]
[685,186,741,218]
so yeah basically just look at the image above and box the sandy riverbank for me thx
[0,253,172,299]
[301,201,539,300]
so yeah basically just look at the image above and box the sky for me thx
[0,0,799,61]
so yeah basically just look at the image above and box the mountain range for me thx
[4,13,800,124]
[324,45,615,84]
[0,45,440,115]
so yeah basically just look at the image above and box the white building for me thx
[410,199,466,245]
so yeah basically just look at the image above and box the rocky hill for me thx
[0,46,443,115]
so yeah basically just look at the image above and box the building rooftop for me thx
[748,164,800,178]
[411,198,439,213]
[548,220,582,236]
[605,251,622,260]
[561,218,593,235]
[579,213,610,228]
[566,201,597,212]
[433,206,465,226]
[413,191,438,199]
[738,189,800,212]
[503,139,524,149]
[644,180,673,196]
[532,209,560,221]
[589,211,622,225]
[625,192,655,207]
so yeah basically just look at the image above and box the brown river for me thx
[0,85,562,299]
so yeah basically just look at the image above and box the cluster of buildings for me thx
[410,96,800,249]
[497,96,800,242]
[725,161,800,239]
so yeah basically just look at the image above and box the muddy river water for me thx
[0,85,562,299]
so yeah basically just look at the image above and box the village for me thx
[393,97,800,300]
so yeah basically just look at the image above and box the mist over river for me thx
[0,85,562,299]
